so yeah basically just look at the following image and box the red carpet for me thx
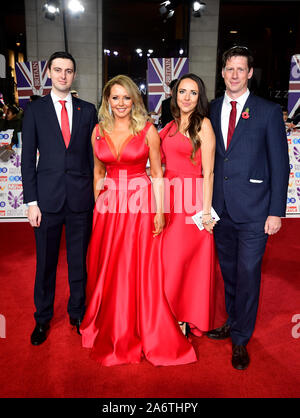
[0,218,300,398]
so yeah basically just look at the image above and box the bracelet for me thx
[202,213,211,215]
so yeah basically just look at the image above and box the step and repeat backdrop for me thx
[0,55,300,220]
[1,126,300,220]
[286,54,300,215]
[287,129,300,215]
[0,131,26,219]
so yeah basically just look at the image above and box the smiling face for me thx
[47,58,75,97]
[108,83,133,119]
[176,78,199,116]
[222,55,253,99]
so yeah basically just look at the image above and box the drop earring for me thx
[108,103,112,115]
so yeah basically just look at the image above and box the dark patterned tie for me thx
[227,101,237,149]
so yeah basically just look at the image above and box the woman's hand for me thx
[202,213,216,234]
[153,213,165,237]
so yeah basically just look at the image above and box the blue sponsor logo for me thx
[9,175,22,182]
[290,164,293,170]
[287,197,296,204]
[0,133,10,140]
[295,172,300,178]
[0,201,5,208]
[0,168,8,173]
[293,138,300,144]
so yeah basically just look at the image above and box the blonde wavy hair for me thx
[98,75,149,135]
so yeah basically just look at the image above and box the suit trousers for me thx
[213,205,268,346]
[33,202,93,324]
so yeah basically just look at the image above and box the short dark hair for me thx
[222,46,254,70]
[47,51,76,72]
[7,104,19,115]
[30,94,40,101]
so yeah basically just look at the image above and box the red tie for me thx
[227,100,237,149]
[59,100,71,148]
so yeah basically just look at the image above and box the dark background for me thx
[1,0,300,107]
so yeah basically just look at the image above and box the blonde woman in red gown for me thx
[80,75,196,366]
[160,74,216,337]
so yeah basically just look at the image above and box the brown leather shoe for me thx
[206,324,231,340]
[232,344,250,370]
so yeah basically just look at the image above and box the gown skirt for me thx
[80,122,197,366]
[160,121,216,337]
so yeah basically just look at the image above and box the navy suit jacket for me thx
[210,93,290,223]
[160,97,173,128]
[21,93,98,213]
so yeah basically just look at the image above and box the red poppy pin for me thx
[77,107,81,111]
[242,107,250,119]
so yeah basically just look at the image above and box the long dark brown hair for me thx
[170,73,209,163]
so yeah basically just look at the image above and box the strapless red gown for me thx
[160,121,216,336]
[80,122,197,366]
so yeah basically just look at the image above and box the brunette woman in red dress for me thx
[80,75,196,366]
[160,74,217,338]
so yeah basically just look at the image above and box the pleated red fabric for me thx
[80,122,197,366]
[160,121,216,337]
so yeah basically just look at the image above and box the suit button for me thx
[224,157,229,162]
[224,176,228,180]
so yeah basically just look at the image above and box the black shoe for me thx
[69,317,82,335]
[31,322,50,346]
[232,344,250,370]
[206,323,231,340]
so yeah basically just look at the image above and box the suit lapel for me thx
[226,93,254,154]
[43,93,82,148]
[42,94,66,146]
[214,97,226,155]
[70,97,82,145]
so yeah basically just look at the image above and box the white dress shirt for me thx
[221,89,250,149]
[28,90,73,207]
[51,90,73,133]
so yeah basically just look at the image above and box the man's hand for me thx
[264,215,281,235]
[27,205,42,227]
[286,122,296,130]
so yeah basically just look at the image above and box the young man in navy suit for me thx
[208,47,290,369]
[21,52,98,345]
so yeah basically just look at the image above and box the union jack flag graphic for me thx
[147,57,189,114]
[288,55,300,117]
[15,61,52,109]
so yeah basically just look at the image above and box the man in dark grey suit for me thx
[21,51,98,345]
[160,79,177,127]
